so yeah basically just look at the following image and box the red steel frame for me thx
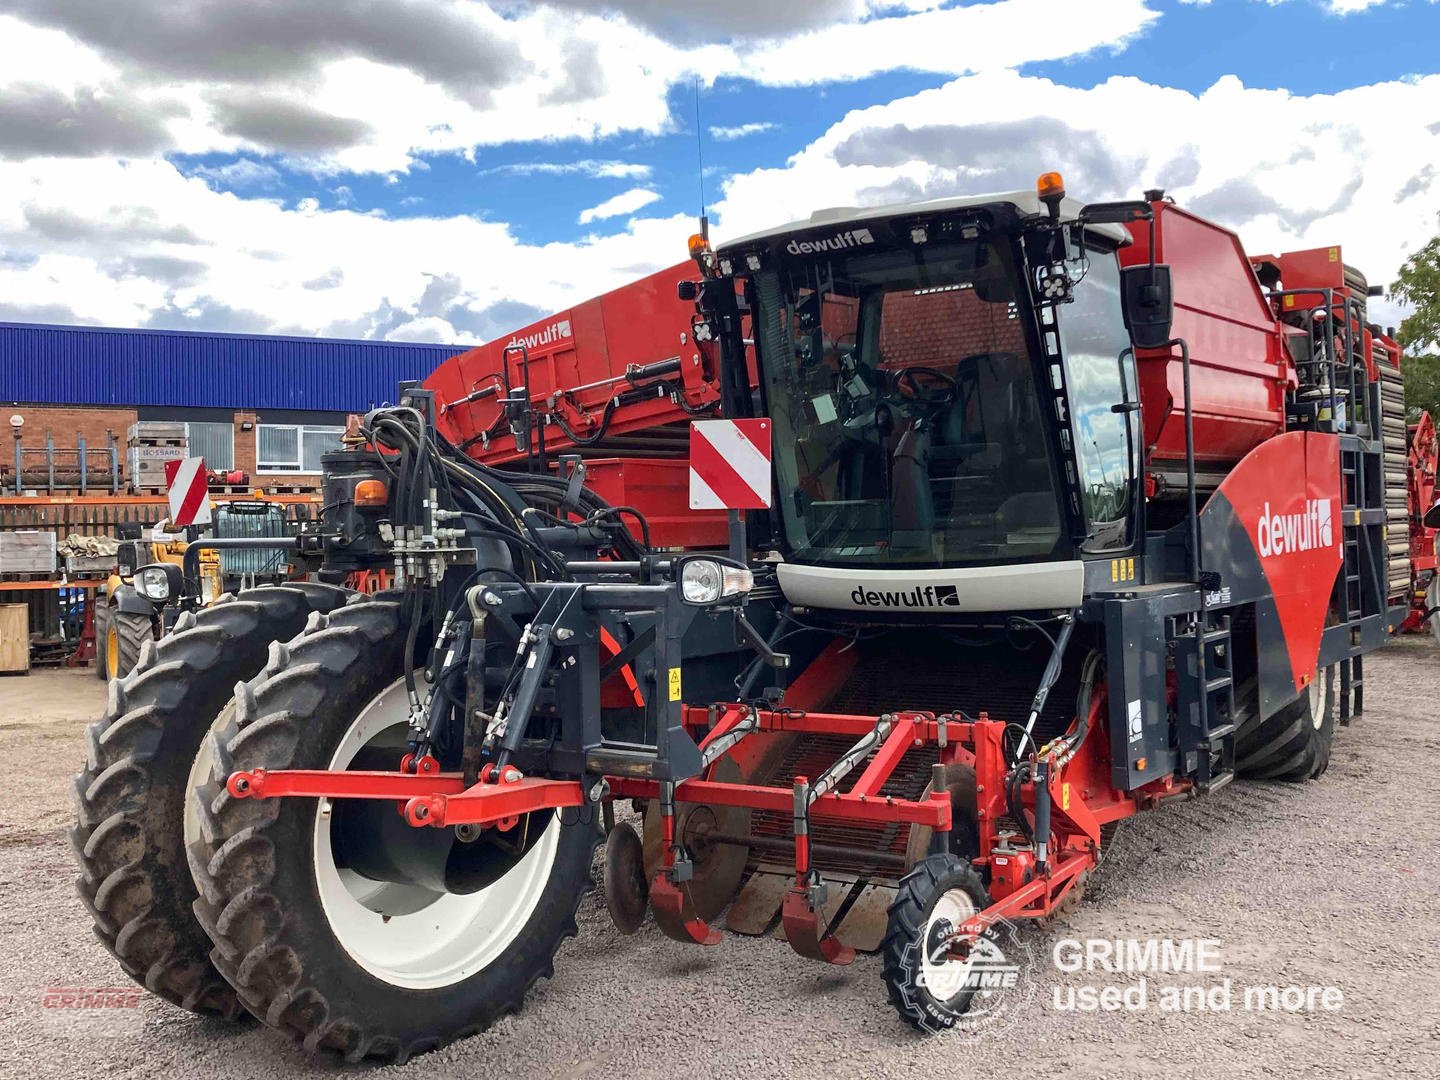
[224,671,1178,961]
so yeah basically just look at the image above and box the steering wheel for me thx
[894,366,958,406]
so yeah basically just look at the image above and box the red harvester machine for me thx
[74,176,1425,1060]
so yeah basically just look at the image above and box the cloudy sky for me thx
[0,0,1436,343]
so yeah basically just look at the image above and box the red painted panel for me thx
[1215,431,1342,690]
[424,262,714,457]
[582,458,727,549]
[1121,202,1288,470]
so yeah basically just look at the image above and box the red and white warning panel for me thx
[689,419,772,510]
[164,457,212,527]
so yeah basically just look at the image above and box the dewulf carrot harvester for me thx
[74,176,1418,1059]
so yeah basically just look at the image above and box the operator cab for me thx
[710,190,1140,614]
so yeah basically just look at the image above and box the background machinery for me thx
[73,176,1417,1059]
[94,499,301,679]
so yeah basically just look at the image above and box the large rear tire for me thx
[187,598,599,1063]
[1236,666,1335,781]
[70,584,349,1018]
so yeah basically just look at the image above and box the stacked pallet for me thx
[127,422,187,494]
[0,530,57,578]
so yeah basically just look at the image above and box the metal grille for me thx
[747,733,936,878]
[212,504,290,579]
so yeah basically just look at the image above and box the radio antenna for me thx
[694,76,708,240]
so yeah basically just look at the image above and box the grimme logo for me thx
[1257,498,1334,559]
[850,583,961,608]
[897,912,1034,1036]
[786,228,874,255]
[507,319,572,351]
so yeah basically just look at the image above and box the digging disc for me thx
[642,757,750,922]
[603,822,648,934]
[903,763,980,869]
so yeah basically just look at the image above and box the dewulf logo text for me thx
[786,228,874,256]
[850,583,960,609]
[1257,498,1334,559]
[507,319,572,351]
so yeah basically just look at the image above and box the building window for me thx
[185,422,234,471]
[257,424,343,473]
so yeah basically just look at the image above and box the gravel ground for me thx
[2,640,1438,1079]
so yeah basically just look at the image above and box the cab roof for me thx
[715,189,1130,253]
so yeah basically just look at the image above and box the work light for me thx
[136,565,171,602]
[676,556,754,606]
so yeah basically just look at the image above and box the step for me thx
[1205,676,1233,695]
[1205,722,1236,741]
[1201,770,1235,794]
[585,746,662,778]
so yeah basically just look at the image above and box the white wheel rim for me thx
[312,675,560,990]
[1308,672,1324,730]
[920,889,979,1004]
[1429,579,1440,646]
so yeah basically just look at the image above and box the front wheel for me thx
[108,608,154,680]
[882,853,995,1033]
[188,598,598,1063]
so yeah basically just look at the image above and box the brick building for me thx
[1,323,465,492]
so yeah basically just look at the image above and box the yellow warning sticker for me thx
[1328,247,1339,263]
[1127,556,1135,580]
[668,667,682,702]
[1061,783,1071,811]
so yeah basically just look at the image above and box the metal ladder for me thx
[1175,612,1236,791]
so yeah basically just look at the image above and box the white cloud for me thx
[386,315,465,343]
[734,0,1158,86]
[709,122,778,141]
[709,70,1440,307]
[577,188,662,224]
[190,159,282,190]
[478,159,652,180]
[0,156,698,339]
[1,0,1435,348]
[0,1,1162,174]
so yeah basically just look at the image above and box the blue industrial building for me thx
[1,322,469,483]
[1,321,464,412]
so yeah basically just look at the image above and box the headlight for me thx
[136,565,171,602]
[678,557,754,606]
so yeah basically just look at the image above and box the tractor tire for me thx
[1236,666,1335,781]
[187,597,600,1063]
[109,609,155,680]
[70,583,350,1019]
[93,602,111,681]
[882,853,994,1033]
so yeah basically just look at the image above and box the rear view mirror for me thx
[1424,500,1440,531]
[1120,264,1173,350]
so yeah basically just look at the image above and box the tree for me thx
[1393,224,1440,419]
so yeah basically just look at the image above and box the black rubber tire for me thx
[1236,667,1335,781]
[882,853,994,1033]
[70,583,350,1018]
[93,602,111,681]
[110,609,155,680]
[187,597,600,1063]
